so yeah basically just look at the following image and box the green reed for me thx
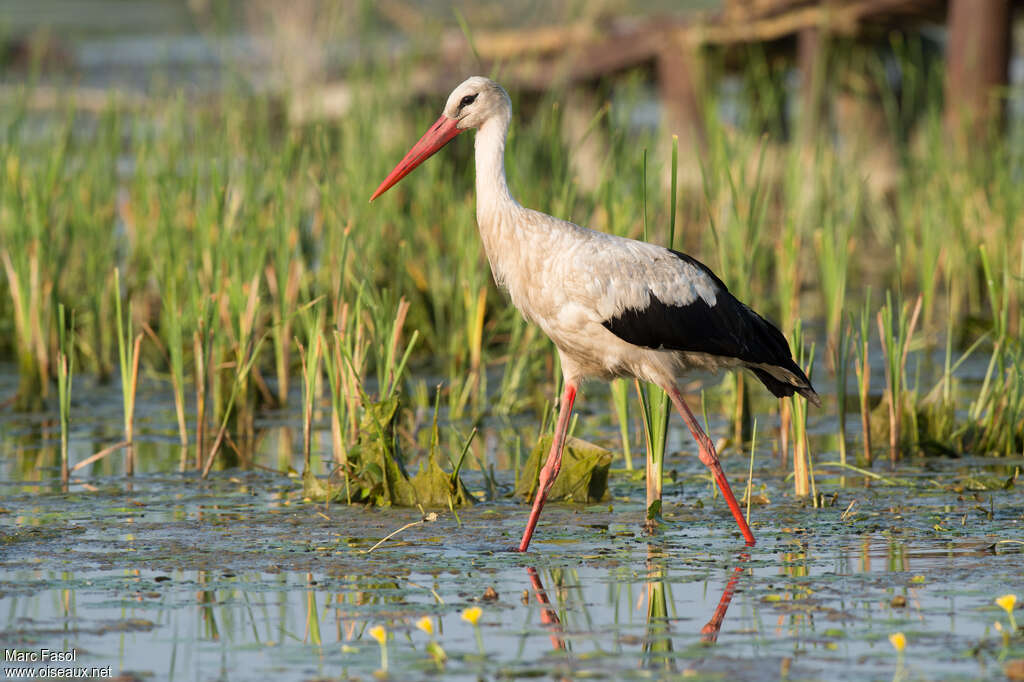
[1,44,1022,478]
[297,303,325,474]
[153,261,190,462]
[876,291,922,463]
[610,380,634,470]
[200,321,266,478]
[963,245,1024,456]
[191,293,216,470]
[113,268,142,475]
[853,292,874,465]
[323,321,350,471]
[789,321,814,499]
[744,418,758,524]
[832,315,853,467]
[56,303,73,485]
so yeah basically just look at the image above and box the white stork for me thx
[371,76,819,551]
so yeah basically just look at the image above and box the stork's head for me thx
[442,76,511,130]
[370,76,510,201]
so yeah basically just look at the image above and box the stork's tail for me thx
[740,306,821,407]
[749,365,821,406]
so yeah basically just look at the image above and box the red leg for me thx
[517,383,577,552]
[664,385,756,546]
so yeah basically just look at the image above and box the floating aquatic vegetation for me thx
[303,394,474,508]
[515,435,612,504]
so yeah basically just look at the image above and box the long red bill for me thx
[370,115,463,201]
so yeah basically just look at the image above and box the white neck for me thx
[472,110,524,288]
[474,111,517,222]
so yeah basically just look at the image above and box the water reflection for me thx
[197,571,219,640]
[0,459,1019,680]
[642,546,674,670]
[700,552,748,644]
[0,534,1015,682]
[525,566,566,651]
[521,548,752,674]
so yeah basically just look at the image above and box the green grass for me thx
[0,41,1022,482]
[56,302,73,485]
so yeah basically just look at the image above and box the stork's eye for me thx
[459,94,478,109]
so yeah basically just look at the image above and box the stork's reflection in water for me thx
[525,566,567,650]
[523,550,750,668]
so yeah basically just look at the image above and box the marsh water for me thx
[2,362,1022,681]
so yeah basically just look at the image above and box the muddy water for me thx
[2,455,1022,680]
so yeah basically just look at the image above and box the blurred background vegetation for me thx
[1,0,1022,482]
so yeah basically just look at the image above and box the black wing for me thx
[601,250,817,402]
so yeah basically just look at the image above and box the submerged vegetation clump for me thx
[303,393,475,508]
[515,435,612,504]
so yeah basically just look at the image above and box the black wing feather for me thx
[601,250,818,402]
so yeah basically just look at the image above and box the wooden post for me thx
[833,44,899,198]
[944,0,1011,143]
[797,26,827,143]
[656,30,706,195]
[656,31,705,154]
[562,86,607,193]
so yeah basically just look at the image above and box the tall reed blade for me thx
[323,326,348,469]
[57,304,74,487]
[790,322,809,498]
[610,379,634,470]
[745,418,758,524]
[297,300,325,474]
[854,291,873,465]
[635,379,669,523]
[159,268,189,468]
[788,321,817,502]
[113,268,141,476]
[193,327,208,471]
[833,315,854,467]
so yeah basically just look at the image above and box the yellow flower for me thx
[416,616,434,635]
[996,594,1017,615]
[461,606,482,626]
[368,625,387,645]
[995,621,1004,632]
[889,632,906,653]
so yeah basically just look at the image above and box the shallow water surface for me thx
[2,463,1022,681]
